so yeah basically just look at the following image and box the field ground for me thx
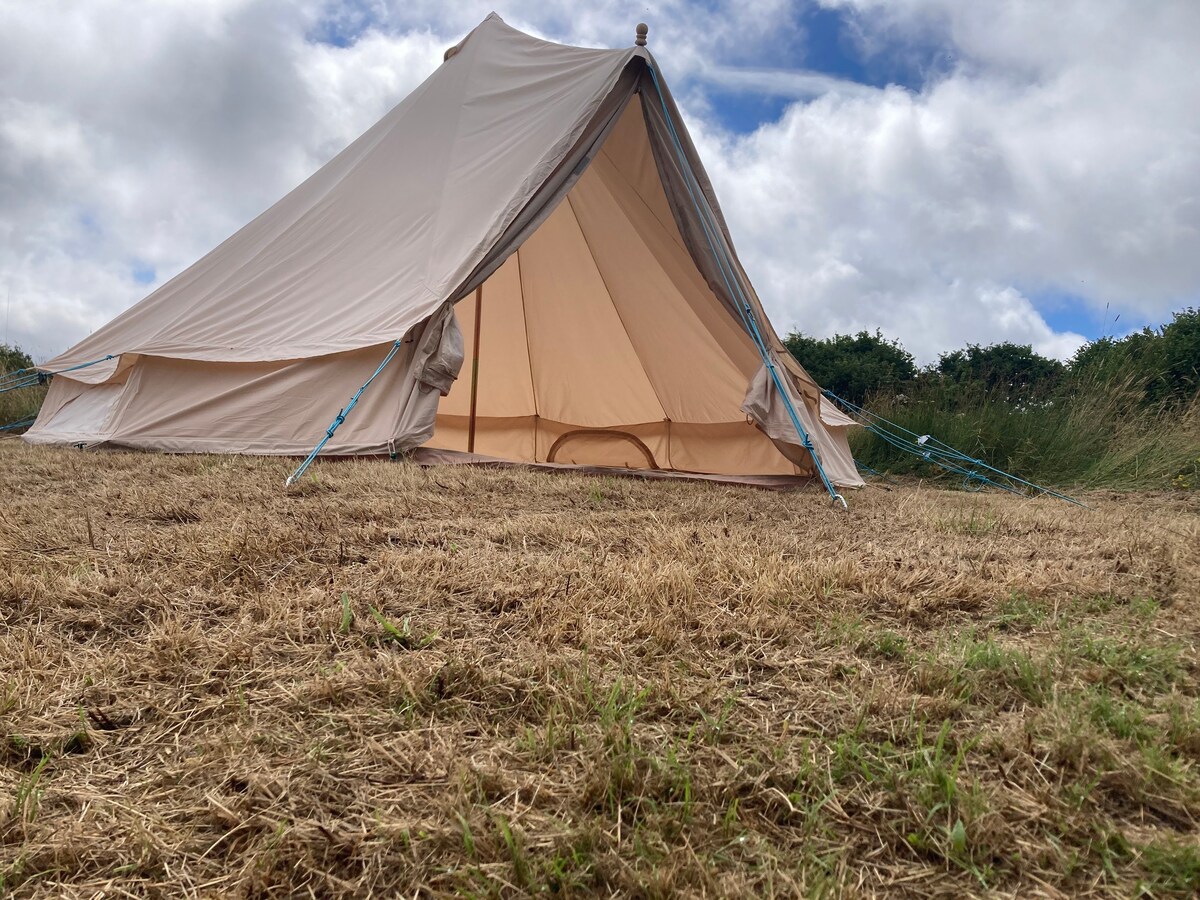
[1,440,1198,898]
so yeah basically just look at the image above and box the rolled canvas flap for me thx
[741,364,798,444]
[393,304,466,451]
[741,364,864,488]
[415,302,465,396]
[819,394,856,428]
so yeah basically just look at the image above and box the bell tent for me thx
[25,14,863,497]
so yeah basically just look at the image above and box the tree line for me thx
[1,344,34,375]
[784,308,1199,490]
[785,307,1200,408]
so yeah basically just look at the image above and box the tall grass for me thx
[850,374,1200,490]
[0,368,45,434]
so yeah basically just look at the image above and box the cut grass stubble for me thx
[0,441,1198,897]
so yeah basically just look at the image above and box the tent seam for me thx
[597,149,690,259]
[564,192,670,431]
[514,247,541,460]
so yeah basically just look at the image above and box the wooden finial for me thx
[635,23,648,46]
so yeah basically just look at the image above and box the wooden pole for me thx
[467,284,482,453]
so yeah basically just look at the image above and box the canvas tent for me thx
[26,14,864,493]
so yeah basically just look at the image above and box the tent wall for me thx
[26,305,463,456]
[27,348,412,454]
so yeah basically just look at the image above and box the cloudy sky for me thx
[1,0,1197,364]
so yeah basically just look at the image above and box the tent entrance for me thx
[425,95,804,477]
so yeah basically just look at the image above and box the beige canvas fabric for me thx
[28,307,461,456]
[741,365,858,483]
[44,14,644,377]
[27,14,864,488]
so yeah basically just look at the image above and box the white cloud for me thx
[695,66,877,101]
[691,85,1102,361]
[748,0,1200,359]
[0,0,442,360]
[0,0,1196,365]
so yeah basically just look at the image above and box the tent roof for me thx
[50,14,648,378]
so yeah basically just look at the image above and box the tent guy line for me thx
[0,354,115,395]
[643,61,845,507]
[823,390,1090,508]
[285,339,405,486]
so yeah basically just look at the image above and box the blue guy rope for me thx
[644,65,846,508]
[0,354,116,394]
[0,376,45,394]
[854,459,896,484]
[285,339,405,487]
[0,417,37,432]
[823,390,1091,508]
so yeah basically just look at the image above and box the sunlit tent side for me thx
[25,14,864,493]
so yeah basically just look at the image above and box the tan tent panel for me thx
[27,14,864,491]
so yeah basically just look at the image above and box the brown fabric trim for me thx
[546,429,659,469]
[409,447,814,491]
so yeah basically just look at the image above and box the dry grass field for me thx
[1,439,1198,898]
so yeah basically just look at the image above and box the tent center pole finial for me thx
[635,23,648,46]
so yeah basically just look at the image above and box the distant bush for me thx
[928,342,1064,403]
[1070,308,1200,406]
[1,343,34,374]
[783,330,917,405]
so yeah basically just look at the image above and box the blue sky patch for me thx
[78,211,102,235]
[799,3,953,93]
[706,91,792,133]
[132,262,157,285]
[307,4,375,48]
[798,4,873,86]
[1027,289,1144,341]
[696,3,954,134]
